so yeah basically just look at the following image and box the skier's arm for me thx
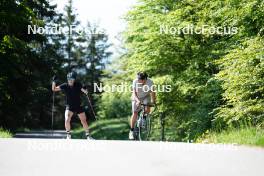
[52,82,61,92]
[81,85,88,95]
[81,88,88,95]
[51,75,61,92]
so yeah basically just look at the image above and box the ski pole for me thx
[86,94,97,120]
[51,75,57,137]
[51,90,55,136]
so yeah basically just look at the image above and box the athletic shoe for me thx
[129,130,134,140]
[66,133,71,139]
[86,135,94,140]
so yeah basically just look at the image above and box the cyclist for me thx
[129,72,156,140]
[52,72,93,140]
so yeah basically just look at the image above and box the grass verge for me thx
[0,128,13,138]
[72,118,129,140]
[197,127,264,147]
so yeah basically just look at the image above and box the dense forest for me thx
[0,0,263,142]
[0,0,111,130]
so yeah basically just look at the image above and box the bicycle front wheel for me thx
[139,115,151,141]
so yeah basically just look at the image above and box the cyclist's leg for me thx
[65,108,74,132]
[129,101,140,139]
[130,100,139,129]
[131,112,138,129]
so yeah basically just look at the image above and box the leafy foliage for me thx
[97,0,264,141]
[213,38,264,128]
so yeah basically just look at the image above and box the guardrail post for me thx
[160,112,165,141]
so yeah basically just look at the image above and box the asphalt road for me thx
[0,138,263,176]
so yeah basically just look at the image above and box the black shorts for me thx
[66,106,84,114]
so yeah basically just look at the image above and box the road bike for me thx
[133,103,156,141]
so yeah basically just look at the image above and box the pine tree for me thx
[0,0,63,129]
[68,22,112,119]
[61,0,84,72]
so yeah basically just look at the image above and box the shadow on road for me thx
[14,130,66,139]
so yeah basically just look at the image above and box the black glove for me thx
[52,75,57,82]
[83,85,88,89]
